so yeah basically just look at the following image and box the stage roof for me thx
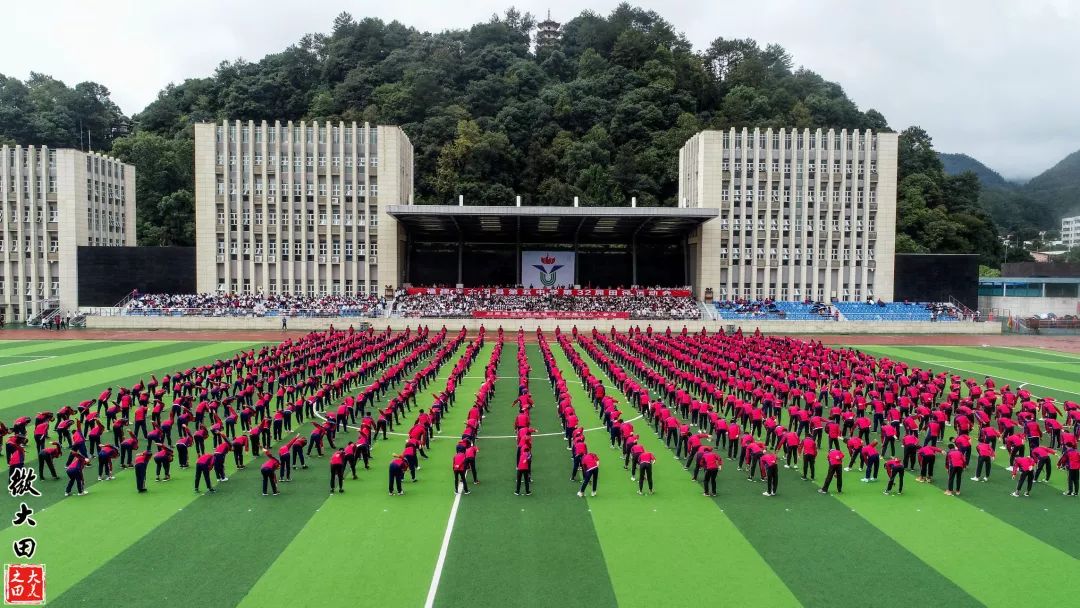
[387,205,718,242]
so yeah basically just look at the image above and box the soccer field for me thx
[1,336,1077,608]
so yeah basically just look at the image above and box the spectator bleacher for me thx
[833,301,960,321]
[714,299,836,321]
[394,288,701,320]
[124,293,387,318]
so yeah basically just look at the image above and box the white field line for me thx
[0,355,57,368]
[424,488,461,608]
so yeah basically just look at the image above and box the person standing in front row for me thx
[819,448,845,495]
[329,448,345,494]
[883,456,904,495]
[637,449,655,495]
[515,446,532,496]
[1011,449,1035,497]
[577,451,599,497]
[389,453,408,496]
[64,452,90,496]
[452,445,471,495]
[760,450,779,497]
[701,448,721,497]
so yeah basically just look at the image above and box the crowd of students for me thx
[561,325,1080,500]
[395,293,701,320]
[6,323,1079,504]
[4,325,479,499]
[125,292,387,318]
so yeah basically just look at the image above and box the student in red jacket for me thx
[133,449,151,492]
[38,441,61,480]
[973,441,995,482]
[577,451,600,497]
[760,450,779,496]
[515,447,532,496]
[884,457,904,495]
[65,452,90,496]
[819,449,845,495]
[260,449,280,496]
[1011,449,1035,497]
[701,449,722,497]
[194,452,216,493]
[329,448,346,494]
[388,453,408,496]
[153,444,173,482]
[944,442,966,496]
[1032,446,1056,482]
[452,445,471,495]
[1059,443,1080,496]
[637,449,655,495]
[800,436,818,481]
[917,445,942,484]
[465,441,479,485]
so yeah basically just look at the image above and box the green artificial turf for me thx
[434,340,619,608]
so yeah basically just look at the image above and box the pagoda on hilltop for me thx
[535,10,562,50]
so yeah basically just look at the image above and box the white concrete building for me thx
[679,127,898,302]
[1,146,135,323]
[193,120,413,298]
[1062,215,1080,249]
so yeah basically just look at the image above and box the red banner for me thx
[406,287,692,297]
[472,310,631,319]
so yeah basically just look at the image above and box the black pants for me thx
[38,456,57,479]
[262,469,279,494]
[516,470,531,494]
[1015,470,1034,493]
[579,468,598,493]
[330,463,344,491]
[947,467,963,492]
[389,467,404,494]
[822,464,843,492]
[1067,469,1079,495]
[570,455,582,480]
[1034,458,1052,481]
[886,468,904,493]
[920,457,935,479]
[454,470,469,493]
[155,459,170,478]
[702,469,718,495]
[802,455,816,479]
[134,462,147,491]
[279,458,292,481]
[638,463,653,491]
[195,464,212,491]
[765,464,778,494]
[975,456,992,479]
[65,470,84,494]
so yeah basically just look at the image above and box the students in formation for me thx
[2,323,1078,508]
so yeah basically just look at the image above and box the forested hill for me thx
[0,4,1002,264]
[939,153,1011,189]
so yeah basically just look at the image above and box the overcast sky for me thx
[4,0,1077,179]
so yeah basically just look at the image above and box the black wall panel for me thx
[77,246,196,306]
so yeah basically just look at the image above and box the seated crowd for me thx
[394,292,701,320]
[714,298,837,320]
[125,293,386,318]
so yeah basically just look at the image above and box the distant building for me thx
[193,120,414,299]
[535,10,562,49]
[0,146,135,322]
[678,127,898,302]
[1062,214,1080,248]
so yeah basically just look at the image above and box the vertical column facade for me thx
[679,128,898,302]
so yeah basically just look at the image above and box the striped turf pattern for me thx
[0,337,1077,607]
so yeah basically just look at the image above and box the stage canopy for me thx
[386,205,718,243]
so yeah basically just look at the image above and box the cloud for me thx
[3,0,1076,179]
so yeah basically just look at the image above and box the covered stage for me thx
[387,205,718,288]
